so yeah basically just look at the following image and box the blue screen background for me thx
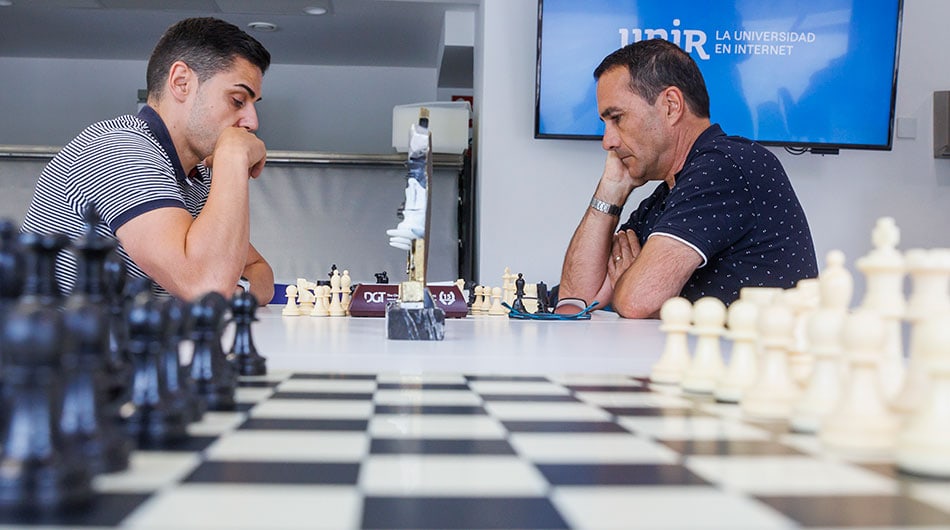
[537,0,902,148]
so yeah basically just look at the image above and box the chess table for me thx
[3,309,949,529]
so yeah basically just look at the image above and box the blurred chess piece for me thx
[650,297,692,385]
[896,314,950,477]
[791,250,852,433]
[892,248,950,414]
[856,217,905,400]
[741,302,800,420]
[681,297,726,394]
[820,310,899,455]
[714,299,759,403]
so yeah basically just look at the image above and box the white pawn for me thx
[310,285,330,317]
[328,270,345,316]
[714,300,759,403]
[896,314,950,477]
[856,217,906,400]
[681,297,727,394]
[892,248,950,414]
[488,286,506,316]
[791,250,853,433]
[741,302,800,420]
[650,297,693,385]
[820,310,899,455]
[480,286,493,313]
[281,284,300,316]
[471,286,484,314]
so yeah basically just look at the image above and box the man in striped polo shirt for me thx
[22,17,275,305]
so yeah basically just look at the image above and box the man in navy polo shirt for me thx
[22,17,274,305]
[558,39,817,318]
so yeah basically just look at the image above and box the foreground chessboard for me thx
[5,372,949,530]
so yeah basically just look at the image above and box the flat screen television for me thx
[535,0,903,151]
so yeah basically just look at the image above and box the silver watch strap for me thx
[589,196,622,216]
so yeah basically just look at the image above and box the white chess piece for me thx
[480,286,493,313]
[896,314,950,477]
[790,250,853,433]
[524,283,539,314]
[786,278,820,386]
[341,270,352,314]
[892,248,950,414]
[820,310,899,454]
[650,297,693,385]
[329,270,345,316]
[310,285,330,317]
[681,297,727,394]
[295,278,315,315]
[488,286,506,316]
[714,299,759,403]
[856,217,906,400]
[741,302,800,420]
[282,285,300,316]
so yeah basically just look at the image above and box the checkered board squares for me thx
[2,372,949,529]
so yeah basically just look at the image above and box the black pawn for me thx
[61,301,132,474]
[161,297,205,424]
[0,305,92,510]
[122,293,188,448]
[511,273,527,313]
[187,292,237,411]
[230,290,266,376]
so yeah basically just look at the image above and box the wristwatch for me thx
[589,196,622,217]
[237,276,251,292]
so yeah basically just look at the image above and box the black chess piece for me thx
[0,219,25,316]
[0,304,93,510]
[61,299,132,474]
[102,252,134,409]
[18,231,69,307]
[187,292,237,411]
[375,271,389,284]
[511,273,527,313]
[230,290,266,376]
[161,297,205,424]
[71,204,114,303]
[122,292,189,448]
[536,282,550,314]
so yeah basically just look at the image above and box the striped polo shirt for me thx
[21,105,210,297]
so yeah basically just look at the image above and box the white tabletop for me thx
[244,307,666,375]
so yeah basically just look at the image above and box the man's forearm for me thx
[559,207,617,304]
[243,260,275,306]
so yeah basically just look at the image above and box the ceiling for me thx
[0,0,478,86]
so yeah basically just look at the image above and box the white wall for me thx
[0,57,437,154]
[474,0,950,298]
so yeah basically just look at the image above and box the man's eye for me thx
[232,98,245,108]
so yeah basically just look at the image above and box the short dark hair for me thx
[146,17,271,99]
[593,39,710,118]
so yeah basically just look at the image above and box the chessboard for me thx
[4,371,949,530]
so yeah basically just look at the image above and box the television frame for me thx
[534,0,904,152]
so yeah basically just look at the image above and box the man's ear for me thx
[664,86,686,122]
[167,61,194,103]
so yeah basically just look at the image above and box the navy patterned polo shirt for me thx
[618,124,818,304]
